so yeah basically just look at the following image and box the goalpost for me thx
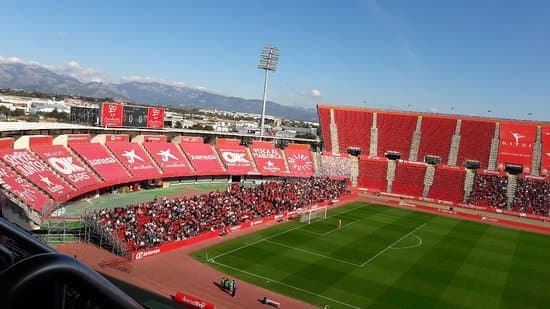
[299,206,328,224]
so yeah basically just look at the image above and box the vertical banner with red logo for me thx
[497,123,536,172]
[101,103,123,127]
[147,107,165,129]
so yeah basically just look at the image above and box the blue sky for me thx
[1,0,549,120]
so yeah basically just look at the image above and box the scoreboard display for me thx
[70,106,99,125]
[123,106,148,127]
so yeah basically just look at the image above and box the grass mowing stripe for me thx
[359,223,427,267]
[210,260,361,309]
[264,239,362,267]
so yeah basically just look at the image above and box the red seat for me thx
[428,166,466,203]
[358,157,387,191]
[392,162,426,197]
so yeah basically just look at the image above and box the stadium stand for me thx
[333,108,372,155]
[32,145,102,191]
[466,171,508,208]
[376,113,417,159]
[249,141,289,176]
[513,176,549,216]
[216,139,256,174]
[0,149,74,201]
[541,126,550,176]
[319,155,351,178]
[427,165,466,203]
[358,157,388,192]
[391,161,427,197]
[417,117,456,164]
[180,142,225,175]
[70,143,132,184]
[456,119,495,169]
[284,144,314,177]
[89,177,350,250]
[106,142,163,180]
[0,161,52,212]
[318,107,332,153]
[142,142,192,178]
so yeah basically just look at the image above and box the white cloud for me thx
[299,89,322,99]
[61,60,108,83]
[120,75,186,87]
[429,107,438,113]
[311,89,322,98]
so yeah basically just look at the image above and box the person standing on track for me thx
[231,280,237,297]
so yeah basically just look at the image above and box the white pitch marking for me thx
[389,234,423,250]
[359,223,427,267]
[264,240,362,267]
[210,260,361,309]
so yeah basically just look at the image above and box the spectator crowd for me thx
[89,177,350,251]
[466,174,508,208]
[318,155,351,178]
[513,177,549,216]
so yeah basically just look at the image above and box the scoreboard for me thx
[70,106,99,125]
[96,103,165,129]
[123,106,148,127]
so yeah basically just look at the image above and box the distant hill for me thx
[0,62,317,121]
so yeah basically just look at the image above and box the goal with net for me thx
[299,206,328,224]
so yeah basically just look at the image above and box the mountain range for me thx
[0,62,317,121]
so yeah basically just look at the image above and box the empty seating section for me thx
[377,113,417,158]
[180,142,224,174]
[32,145,101,190]
[318,107,332,152]
[285,149,314,177]
[358,158,387,191]
[0,149,74,201]
[334,109,372,154]
[106,142,162,180]
[142,142,191,177]
[217,145,255,174]
[70,143,131,184]
[456,120,494,168]
[466,173,508,208]
[428,166,466,202]
[541,126,550,176]
[513,177,549,216]
[497,123,537,172]
[417,117,456,163]
[0,162,52,212]
[391,162,426,197]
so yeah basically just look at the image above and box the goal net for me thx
[300,206,328,224]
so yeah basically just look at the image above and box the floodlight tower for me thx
[257,45,280,137]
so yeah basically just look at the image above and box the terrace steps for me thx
[386,160,396,192]
[488,123,500,171]
[531,126,542,176]
[210,145,227,172]
[447,119,462,166]
[463,169,476,203]
[245,147,260,173]
[506,174,518,209]
[422,165,436,197]
[408,117,422,162]
[370,113,378,157]
[329,109,340,154]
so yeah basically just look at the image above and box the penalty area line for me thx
[360,223,426,267]
[210,260,361,309]
[265,240,362,267]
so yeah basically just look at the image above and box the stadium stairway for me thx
[65,146,103,183]
[531,127,542,176]
[506,174,518,209]
[312,151,321,175]
[175,143,196,173]
[350,156,359,186]
[280,149,291,173]
[370,112,379,156]
[329,108,340,154]
[103,144,134,179]
[386,160,397,192]
[422,164,436,197]
[488,123,500,171]
[210,145,227,172]
[408,116,423,162]
[463,169,476,203]
[245,147,260,173]
[140,143,166,175]
[447,119,462,166]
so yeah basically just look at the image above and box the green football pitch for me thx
[192,202,550,308]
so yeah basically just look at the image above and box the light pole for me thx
[258,45,280,137]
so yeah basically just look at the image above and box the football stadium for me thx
[1,3,550,308]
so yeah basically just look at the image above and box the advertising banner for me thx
[101,103,123,127]
[147,107,165,129]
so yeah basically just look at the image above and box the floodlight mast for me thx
[257,45,280,137]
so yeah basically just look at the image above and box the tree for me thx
[295,132,318,140]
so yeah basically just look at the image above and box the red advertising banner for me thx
[172,292,215,309]
[142,135,167,143]
[497,123,537,172]
[541,126,550,176]
[180,143,224,174]
[250,147,288,176]
[33,145,100,190]
[180,136,204,143]
[101,103,123,127]
[147,107,165,129]
[0,150,74,200]
[70,143,131,183]
[285,149,314,177]
[66,134,91,145]
[105,134,129,143]
[107,142,161,179]
[217,146,255,173]
[143,142,191,177]
[0,162,51,212]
